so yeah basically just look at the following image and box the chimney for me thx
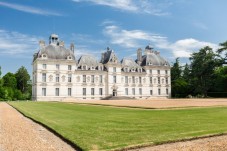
[59,41,64,46]
[101,53,105,62]
[39,40,45,48]
[70,43,74,53]
[137,48,142,65]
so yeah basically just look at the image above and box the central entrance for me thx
[113,89,117,96]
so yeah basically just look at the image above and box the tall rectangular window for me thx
[157,70,160,74]
[150,69,152,74]
[55,88,59,96]
[42,64,46,69]
[113,76,116,83]
[158,77,160,84]
[113,67,116,72]
[83,75,86,83]
[139,88,142,95]
[91,75,94,83]
[68,88,72,96]
[91,88,95,95]
[132,88,135,95]
[165,70,168,75]
[139,77,142,84]
[68,74,72,82]
[125,76,128,84]
[42,73,46,82]
[158,88,161,95]
[166,77,168,84]
[56,64,60,70]
[132,76,135,83]
[42,88,46,96]
[125,88,128,95]
[99,88,103,95]
[83,88,86,96]
[56,74,59,82]
[150,90,153,95]
[150,77,152,84]
[99,75,103,83]
[166,88,169,95]
[68,65,72,70]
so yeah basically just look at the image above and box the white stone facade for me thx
[32,34,171,101]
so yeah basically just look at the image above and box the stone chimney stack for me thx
[101,53,105,62]
[137,48,142,65]
[39,40,45,49]
[70,43,74,53]
[59,41,64,47]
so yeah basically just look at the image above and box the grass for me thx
[9,101,227,150]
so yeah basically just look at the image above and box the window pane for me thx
[68,88,72,96]
[42,73,46,82]
[83,88,86,96]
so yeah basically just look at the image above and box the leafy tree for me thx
[212,66,227,92]
[171,58,181,82]
[171,58,189,97]
[190,46,219,97]
[218,41,227,64]
[3,72,17,89]
[182,63,190,83]
[15,66,30,93]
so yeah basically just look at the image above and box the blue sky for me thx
[0,0,227,76]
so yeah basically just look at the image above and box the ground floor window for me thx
[55,88,59,96]
[125,88,128,95]
[42,88,46,96]
[68,88,72,96]
[91,88,95,95]
[83,88,86,96]
[132,88,135,95]
[139,88,142,95]
[158,88,161,95]
[150,90,153,95]
[166,88,169,95]
[99,88,103,95]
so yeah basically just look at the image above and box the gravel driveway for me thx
[0,102,75,151]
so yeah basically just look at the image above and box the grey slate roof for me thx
[78,55,99,67]
[140,52,170,66]
[35,44,75,60]
[121,58,141,68]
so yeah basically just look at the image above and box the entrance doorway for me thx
[113,89,117,96]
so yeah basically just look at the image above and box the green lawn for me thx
[9,101,227,150]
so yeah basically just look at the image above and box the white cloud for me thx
[0,1,62,16]
[73,0,170,16]
[103,24,218,58]
[103,25,167,48]
[0,29,39,56]
[169,38,218,58]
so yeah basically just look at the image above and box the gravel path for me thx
[69,98,227,109]
[130,135,227,151]
[0,102,75,151]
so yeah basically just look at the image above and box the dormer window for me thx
[82,65,87,70]
[148,62,152,65]
[91,66,95,70]
[131,68,135,72]
[99,66,103,71]
[67,56,72,60]
[138,68,142,73]
[42,54,47,59]
[125,68,128,72]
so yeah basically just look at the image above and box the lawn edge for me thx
[114,133,227,151]
[8,102,83,151]
[66,101,227,110]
